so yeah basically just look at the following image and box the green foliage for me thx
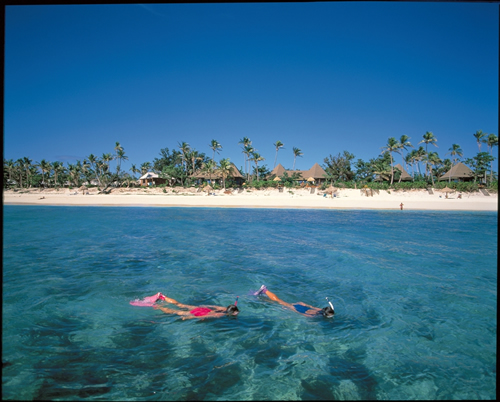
[323,151,355,182]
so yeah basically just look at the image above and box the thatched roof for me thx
[268,163,326,181]
[302,163,327,179]
[269,164,287,177]
[192,163,243,179]
[394,164,413,181]
[439,162,474,181]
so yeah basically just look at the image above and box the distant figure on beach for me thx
[400,203,404,210]
[154,294,239,320]
[458,193,462,199]
[252,285,334,318]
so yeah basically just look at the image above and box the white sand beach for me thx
[3,187,497,211]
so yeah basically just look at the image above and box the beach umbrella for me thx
[441,186,455,193]
[307,177,315,182]
[273,177,281,181]
[325,185,336,194]
[204,185,213,193]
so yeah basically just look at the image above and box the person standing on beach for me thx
[400,203,404,210]
[252,285,334,318]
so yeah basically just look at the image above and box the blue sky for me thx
[4,2,498,175]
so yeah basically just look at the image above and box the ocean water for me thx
[2,205,497,400]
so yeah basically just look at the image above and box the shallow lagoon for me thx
[3,206,497,400]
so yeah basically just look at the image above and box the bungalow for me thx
[393,164,413,181]
[191,163,244,186]
[268,163,328,185]
[139,172,167,187]
[439,162,474,182]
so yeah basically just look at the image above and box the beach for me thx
[3,187,497,211]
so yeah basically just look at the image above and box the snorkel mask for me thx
[226,296,239,316]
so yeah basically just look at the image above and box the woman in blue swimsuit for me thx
[254,285,334,318]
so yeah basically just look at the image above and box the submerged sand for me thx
[3,187,497,211]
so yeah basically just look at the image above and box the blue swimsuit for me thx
[293,304,321,315]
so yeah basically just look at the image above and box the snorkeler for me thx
[153,295,240,320]
[253,285,334,318]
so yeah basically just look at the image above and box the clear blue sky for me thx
[4,2,499,175]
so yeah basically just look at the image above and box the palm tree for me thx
[380,137,400,185]
[414,146,426,179]
[116,148,128,175]
[239,137,252,179]
[273,141,284,168]
[81,159,93,186]
[21,157,33,188]
[218,158,234,189]
[486,134,498,183]
[130,164,140,178]
[87,154,102,188]
[250,152,265,181]
[418,131,438,179]
[187,149,204,177]
[202,159,218,186]
[397,135,413,182]
[178,142,191,174]
[473,130,486,152]
[14,159,25,188]
[51,161,65,188]
[292,147,303,170]
[140,162,152,175]
[405,152,415,180]
[67,163,80,187]
[4,159,15,185]
[114,142,124,173]
[243,144,254,182]
[446,144,463,183]
[209,139,222,162]
[37,159,51,188]
[425,151,442,186]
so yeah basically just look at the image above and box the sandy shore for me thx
[3,187,497,211]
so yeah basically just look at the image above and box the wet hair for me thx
[321,306,335,318]
[226,304,239,315]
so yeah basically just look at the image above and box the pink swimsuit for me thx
[190,307,212,317]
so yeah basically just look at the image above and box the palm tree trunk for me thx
[390,153,394,185]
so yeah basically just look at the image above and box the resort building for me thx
[139,172,167,186]
[268,163,328,185]
[439,162,474,182]
[191,162,244,186]
[393,164,413,181]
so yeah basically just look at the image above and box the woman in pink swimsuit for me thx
[154,294,239,320]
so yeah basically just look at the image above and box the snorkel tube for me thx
[234,296,239,306]
[322,297,335,317]
[326,297,334,312]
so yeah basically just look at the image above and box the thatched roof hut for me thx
[394,164,413,181]
[439,162,474,182]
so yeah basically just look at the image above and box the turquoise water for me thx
[2,206,497,400]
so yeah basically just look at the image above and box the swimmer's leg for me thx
[155,306,192,317]
[264,289,294,308]
[161,295,197,310]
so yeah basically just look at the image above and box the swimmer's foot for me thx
[253,285,268,296]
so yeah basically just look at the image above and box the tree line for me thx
[3,131,498,191]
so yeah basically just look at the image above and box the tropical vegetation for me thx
[4,131,498,193]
